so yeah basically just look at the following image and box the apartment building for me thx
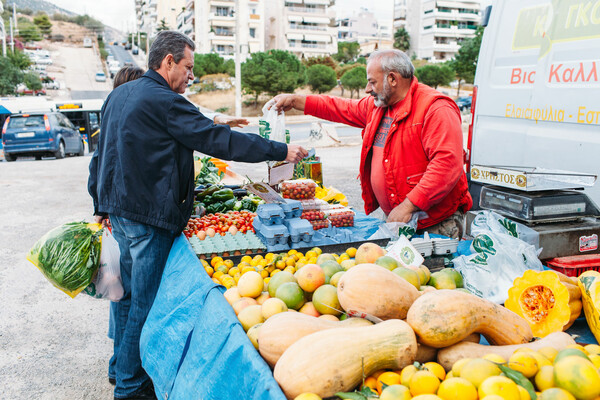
[393,0,408,30]
[396,0,481,61]
[265,0,337,58]
[176,0,264,59]
[136,0,184,37]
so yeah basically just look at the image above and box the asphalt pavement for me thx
[106,44,137,67]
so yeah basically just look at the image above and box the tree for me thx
[340,66,367,98]
[23,72,42,91]
[303,55,337,70]
[333,41,360,64]
[0,57,24,95]
[33,13,52,37]
[393,27,411,52]
[156,18,169,32]
[415,64,455,89]
[7,50,32,70]
[241,50,304,105]
[306,64,337,94]
[449,26,483,95]
[356,56,366,65]
[18,23,42,42]
[193,53,234,78]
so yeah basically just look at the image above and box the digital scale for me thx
[467,165,600,259]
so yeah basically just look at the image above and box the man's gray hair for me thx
[368,49,415,80]
[148,31,195,71]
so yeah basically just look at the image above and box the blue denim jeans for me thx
[109,215,176,398]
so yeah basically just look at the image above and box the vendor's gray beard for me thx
[372,79,391,108]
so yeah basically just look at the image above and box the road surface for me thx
[106,44,137,67]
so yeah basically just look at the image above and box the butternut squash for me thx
[337,264,421,320]
[437,331,576,370]
[505,270,582,337]
[406,289,533,348]
[273,319,418,399]
[258,311,372,367]
[415,332,480,363]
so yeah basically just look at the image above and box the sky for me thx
[45,0,395,33]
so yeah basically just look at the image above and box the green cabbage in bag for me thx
[27,222,103,298]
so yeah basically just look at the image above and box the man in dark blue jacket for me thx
[88,31,307,400]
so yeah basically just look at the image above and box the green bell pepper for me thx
[212,188,234,202]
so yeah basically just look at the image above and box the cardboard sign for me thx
[244,182,286,204]
[268,162,295,186]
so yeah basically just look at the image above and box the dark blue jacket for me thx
[88,70,287,232]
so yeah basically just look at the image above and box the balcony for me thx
[286,6,327,14]
[184,11,194,25]
[212,27,234,37]
[289,24,328,32]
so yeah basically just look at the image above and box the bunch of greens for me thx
[195,156,224,185]
[27,222,103,298]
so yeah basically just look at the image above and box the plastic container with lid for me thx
[432,238,459,255]
[546,254,600,277]
[280,179,317,200]
[308,219,329,230]
[256,203,285,225]
[280,199,303,219]
[253,218,289,246]
[284,218,314,243]
[326,208,355,228]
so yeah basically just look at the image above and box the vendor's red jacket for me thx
[304,78,473,229]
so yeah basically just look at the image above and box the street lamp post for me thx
[234,0,242,118]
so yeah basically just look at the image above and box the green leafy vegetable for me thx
[27,222,103,297]
[195,157,224,185]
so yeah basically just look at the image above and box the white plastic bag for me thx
[368,212,426,240]
[261,100,286,143]
[453,231,544,304]
[471,210,540,250]
[85,230,123,301]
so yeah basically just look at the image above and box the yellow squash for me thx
[505,270,582,337]
[578,270,600,344]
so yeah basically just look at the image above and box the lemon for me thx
[400,364,418,386]
[437,377,477,400]
[379,384,411,400]
[538,388,576,400]
[535,365,555,392]
[423,362,446,381]
[478,376,521,400]
[483,353,507,364]
[409,370,440,396]
[460,358,502,388]
[451,358,472,377]
[508,351,539,378]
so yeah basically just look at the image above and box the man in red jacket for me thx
[272,49,472,238]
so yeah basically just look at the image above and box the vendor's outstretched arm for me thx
[271,94,307,112]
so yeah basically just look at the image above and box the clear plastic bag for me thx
[84,230,124,301]
[261,100,286,143]
[453,231,544,304]
[27,221,103,298]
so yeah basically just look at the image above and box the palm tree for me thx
[393,27,411,52]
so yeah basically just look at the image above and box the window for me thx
[217,45,226,53]
[249,28,256,38]
[8,115,44,129]
[215,7,229,17]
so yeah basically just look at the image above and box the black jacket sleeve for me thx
[166,95,288,162]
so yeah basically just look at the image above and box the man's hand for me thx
[94,215,108,227]
[285,145,309,164]
[270,94,307,113]
[387,198,419,223]
[213,115,249,128]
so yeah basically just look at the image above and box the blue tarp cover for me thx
[140,235,286,400]
[0,105,11,114]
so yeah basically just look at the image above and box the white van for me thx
[83,37,93,48]
[468,0,600,205]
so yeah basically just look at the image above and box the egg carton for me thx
[283,218,314,243]
[188,232,266,256]
[256,203,285,225]
[281,199,303,219]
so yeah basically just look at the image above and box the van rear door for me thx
[470,0,600,204]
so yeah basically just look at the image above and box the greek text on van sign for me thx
[505,104,600,124]
[510,61,599,85]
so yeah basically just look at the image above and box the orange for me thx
[376,371,402,394]
[400,364,418,386]
[345,247,357,258]
[210,256,223,267]
[224,259,234,268]
[361,376,378,393]
[204,266,214,277]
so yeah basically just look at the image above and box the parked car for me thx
[132,46,139,55]
[43,79,61,90]
[16,84,46,96]
[95,71,107,82]
[83,37,93,48]
[124,42,132,50]
[455,96,472,111]
[2,112,85,161]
